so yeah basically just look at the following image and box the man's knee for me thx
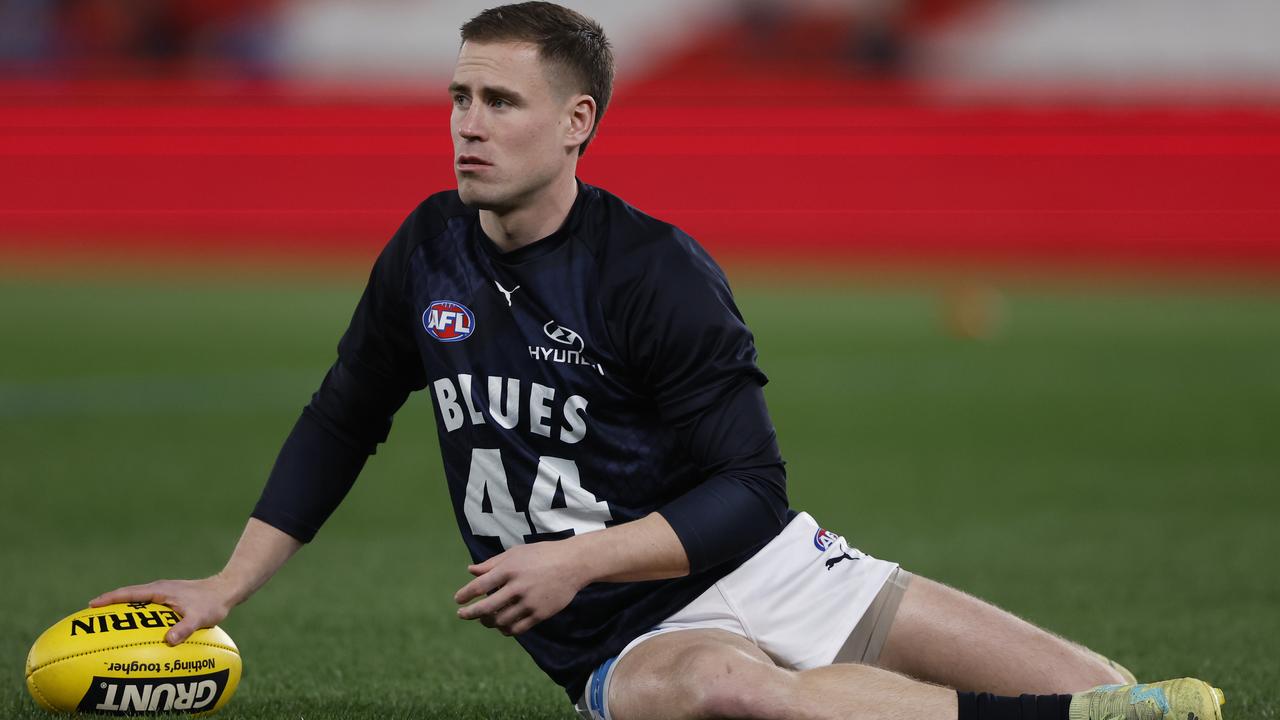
[686,640,793,712]
[673,646,793,720]
[612,635,794,720]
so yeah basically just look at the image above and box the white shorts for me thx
[575,512,907,720]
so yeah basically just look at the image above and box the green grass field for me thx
[2,270,1277,719]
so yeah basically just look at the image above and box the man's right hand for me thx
[86,518,303,647]
[89,576,236,646]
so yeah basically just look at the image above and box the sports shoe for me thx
[1069,678,1225,720]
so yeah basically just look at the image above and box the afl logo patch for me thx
[813,528,839,551]
[423,301,475,342]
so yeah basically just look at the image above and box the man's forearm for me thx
[657,381,789,574]
[564,512,690,584]
[214,518,304,606]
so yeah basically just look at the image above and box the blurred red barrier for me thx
[2,81,1278,272]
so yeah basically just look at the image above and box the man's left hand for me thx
[454,540,591,636]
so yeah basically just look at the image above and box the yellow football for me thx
[25,603,241,716]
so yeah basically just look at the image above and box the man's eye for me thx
[490,98,509,109]
[453,95,469,107]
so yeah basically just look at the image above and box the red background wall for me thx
[3,80,1278,273]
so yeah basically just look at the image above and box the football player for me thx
[91,3,1225,720]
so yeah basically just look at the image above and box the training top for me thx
[252,180,790,700]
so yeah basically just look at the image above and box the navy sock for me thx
[956,692,1073,720]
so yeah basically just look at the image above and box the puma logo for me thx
[495,281,520,307]
[825,552,855,571]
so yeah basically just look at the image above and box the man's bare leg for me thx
[876,575,1126,695]
[608,629,955,720]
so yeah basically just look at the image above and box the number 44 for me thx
[464,449,614,550]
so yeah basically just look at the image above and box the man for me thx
[91,4,1226,720]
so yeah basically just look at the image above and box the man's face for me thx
[450,41,579,212]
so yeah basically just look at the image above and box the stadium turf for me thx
[1,271,1277,719]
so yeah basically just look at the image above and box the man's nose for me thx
[458,105,486,141]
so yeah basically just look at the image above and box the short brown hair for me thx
[461,2,614,155]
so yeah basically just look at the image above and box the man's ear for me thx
[566,95,597,152]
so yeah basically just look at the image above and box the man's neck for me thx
[479,173,578,254]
